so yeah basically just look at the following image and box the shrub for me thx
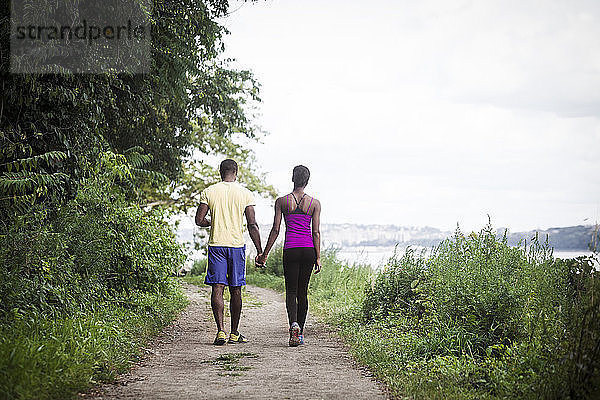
[357,223,600,397]
[0,170,185,323]
[0,155,187,399]
[189,258,207,276]
[550,256,600,399]
[423,226,530,356]
[363,246,428,321]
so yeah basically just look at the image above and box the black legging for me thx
[282,247,316,333]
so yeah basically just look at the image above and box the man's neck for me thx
[222,176,236,182]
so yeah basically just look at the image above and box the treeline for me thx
[348,224,599,251]
[0,1,271,398]
[501,225,599,251]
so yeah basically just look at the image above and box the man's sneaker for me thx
[289,322,301,347]
[298,334,304,345]
[213,330,227,345]
[228,332,248,344]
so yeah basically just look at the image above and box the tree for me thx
[0,0,274,222]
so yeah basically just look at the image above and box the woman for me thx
[257,165,321,347]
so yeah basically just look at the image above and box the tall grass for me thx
[0,287,186,400]
[245,224,600,399]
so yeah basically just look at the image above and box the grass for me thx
[245,272,286,292]
[0,282,187,400]
[244,226,600,399]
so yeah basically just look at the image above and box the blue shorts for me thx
[205,245,246,287]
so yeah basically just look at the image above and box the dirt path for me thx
[85,283,389,400]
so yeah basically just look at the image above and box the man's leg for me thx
[206,246,228,334]
[229,286,242,334]
[227,245,247,337]
[211,283,226,332]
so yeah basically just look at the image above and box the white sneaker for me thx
[289,322,301,347]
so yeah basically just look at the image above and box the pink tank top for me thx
[283,193,314,249]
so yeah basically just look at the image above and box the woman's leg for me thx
[283,248,300,326]
[297,248,316,333]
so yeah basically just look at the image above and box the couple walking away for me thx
[195,159,322,347]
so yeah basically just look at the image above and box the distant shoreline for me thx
[175,221,598,268]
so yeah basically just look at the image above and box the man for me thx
[195,159,263,345]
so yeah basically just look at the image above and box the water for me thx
[174,219,598,270]
[336,245,427,268]
[553,250,596,259]
[336,246,597,269]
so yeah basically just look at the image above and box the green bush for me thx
[360,225,599,398]
[551,256,600,399]
[363,246,427,321]
[245,223,600,398]
[0,175,185,322]
[0,161,187,399]
[189,258,207,276]
[423,227,530,356]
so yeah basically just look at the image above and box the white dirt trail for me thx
[84,282,389,400]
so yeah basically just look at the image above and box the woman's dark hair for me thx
[292,165,310,188]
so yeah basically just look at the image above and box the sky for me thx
[215,0,600,232]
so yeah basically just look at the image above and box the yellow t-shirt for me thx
[200,181,255,247]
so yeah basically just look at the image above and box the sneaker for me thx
[213,330,227,345]
[289,322,301,347]
[298,334,304,345]
[228,332,248,344]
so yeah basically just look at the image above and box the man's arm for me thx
[195,203,211,227]
[245,205,262,254]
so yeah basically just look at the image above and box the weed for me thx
[213,352,258,377]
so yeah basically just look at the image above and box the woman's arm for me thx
[312,199,321,273]
[259,197,283,264]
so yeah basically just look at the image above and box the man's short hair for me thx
[292,165,310,188]
[220,159,238,178]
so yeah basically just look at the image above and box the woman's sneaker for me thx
[298,334,304,345]
[289,322,301,347]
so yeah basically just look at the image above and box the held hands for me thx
[255,252,267,268]
[314,257,321,274]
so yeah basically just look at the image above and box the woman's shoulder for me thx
[275,194,291,206]
[305,194,320,214]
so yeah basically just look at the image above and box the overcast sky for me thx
[217,0,600,232]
